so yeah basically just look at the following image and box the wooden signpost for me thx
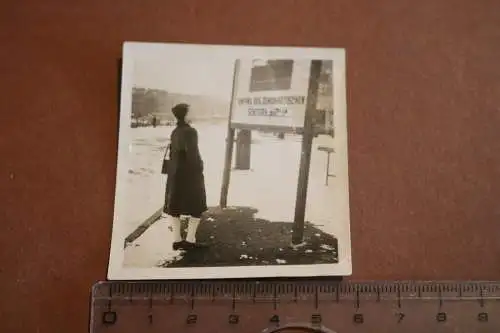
[292,60,322,244]
[219,59,323,245]
[219,60,241,208]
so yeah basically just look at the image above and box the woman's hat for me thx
[172,103,189,119]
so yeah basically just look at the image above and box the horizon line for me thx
[131,85,231,101]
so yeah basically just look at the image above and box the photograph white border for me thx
[107,42,351,280]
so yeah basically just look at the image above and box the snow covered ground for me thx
[121,119,345,267]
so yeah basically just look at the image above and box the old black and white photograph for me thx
[107,42,351,280]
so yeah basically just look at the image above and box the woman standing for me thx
[163,103,208,250]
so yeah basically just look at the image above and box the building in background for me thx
[130,87,230,127]
[131,88,170,127]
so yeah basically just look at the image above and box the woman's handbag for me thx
[161,144,171,175]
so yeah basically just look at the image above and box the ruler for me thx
[90,280,500,332]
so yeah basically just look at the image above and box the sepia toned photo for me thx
[107,42,351,280]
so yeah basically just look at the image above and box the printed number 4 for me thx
[270,315,280,326]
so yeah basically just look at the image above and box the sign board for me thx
[229,59,312,131]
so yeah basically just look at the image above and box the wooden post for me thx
[235,129,252,170]
[220,60,241,208]
[292,60,323,245]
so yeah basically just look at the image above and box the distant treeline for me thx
[131,87,230,122]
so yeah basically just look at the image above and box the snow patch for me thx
[121,122,342,267]
[320,244,335,251]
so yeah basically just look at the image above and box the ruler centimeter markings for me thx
[91,281,500,333]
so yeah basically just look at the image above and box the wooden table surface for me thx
[1,1,500,332]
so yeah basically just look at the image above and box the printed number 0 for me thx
[436,312,447,323]
[102,311,117,325]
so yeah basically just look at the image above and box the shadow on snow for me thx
[160,206,339,268]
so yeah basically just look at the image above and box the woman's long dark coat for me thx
[164,123,207,217]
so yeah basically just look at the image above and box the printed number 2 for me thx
[186,314,197,324]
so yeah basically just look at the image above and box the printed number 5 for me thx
[228,314,239,324]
